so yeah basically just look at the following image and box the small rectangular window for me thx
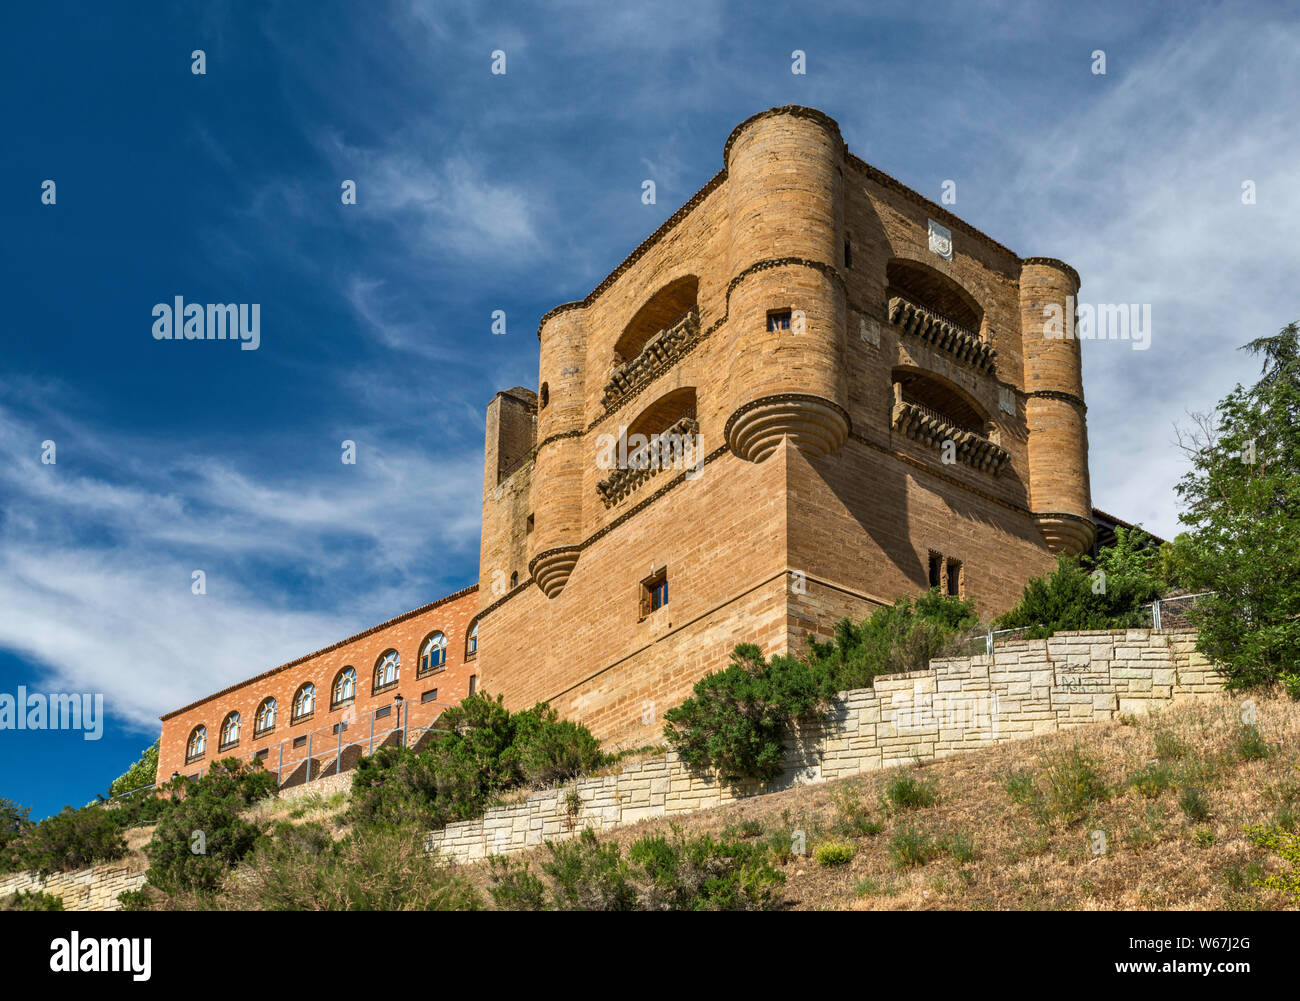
[526,514,535,534]
[375,705,391,719]
[946,559,962,597]
[928,552,943,590]
[292,736,307,748]
[254,749,269,761]
[641,569,669,617]
[766,310,792,332]
[421,688,438,703]
[332,722,347,735]
[844,239,853,269]
[468,675,477,696]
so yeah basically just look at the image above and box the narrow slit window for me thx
[928,552,943,590]
[946,558,962,597]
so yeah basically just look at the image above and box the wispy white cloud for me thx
[0,384,482,731]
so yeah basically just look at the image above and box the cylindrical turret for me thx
[529,306,586,597]
[722,107,850,462]
[1019,258,1095,556]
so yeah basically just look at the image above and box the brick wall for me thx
[426,629,1223,864]
[157,587,480,784]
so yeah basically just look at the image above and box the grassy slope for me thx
[454,691,1299,910]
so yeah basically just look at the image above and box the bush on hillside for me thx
[665,593,978,784]
[488,827,784,911]
[348,693,606,832]
[223,821,481,911]
[807,590,980,690]
[994,527,1168,638]
[0,798,33,874]
[3,805,128,877]
[663,644,837,784]
[141,758,275,895]
[0,890,65,911]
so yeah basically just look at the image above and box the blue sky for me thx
[2,0,1297,819]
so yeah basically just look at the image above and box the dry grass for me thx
[455,691,1300,910]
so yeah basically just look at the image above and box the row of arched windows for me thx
[184,622,478,762]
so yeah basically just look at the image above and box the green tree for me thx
[0,798,33,873]
[1172,323,1300,691]
[107,740,160,798]
[995,527,1167,637]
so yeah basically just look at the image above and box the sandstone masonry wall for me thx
[425,629,1222,864]
[0,863,146,912]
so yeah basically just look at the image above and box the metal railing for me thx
[137,701,455,796]
[971,592,1218,655]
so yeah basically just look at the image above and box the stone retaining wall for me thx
[425,628,1222,863]
[0,864,146,911]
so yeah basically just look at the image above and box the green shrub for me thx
[0,798,32,873]
[348,693,605,832]
[1129,763,1176,799]
[1244,824,1300,903]
[488,828,785,911]
[663,644,836,784]
[508,706,605,787]
[830,786,882,837]
[882,775,938,813]
[994,527,1167,638]
[806,590,979,691]
[1179,786,1212,822]
[106,790,172,830]
[116,887,155,911]
[721,819,766,840]
[1041,746,1108,823]
[628,829,785,910]
[1192,825,1216,847]
[0,890,64,911]
[518,829,637,911]
[664,593,978,785]
[6,806,127,877]
[889,825,938,869]
[1154,730,1187,761]
[142,759,274,895]
[228,821,480,911]
[940,830,977,864]
[1000,769,1044,818]
[1234,725,1271,761]
[813,840,856,867]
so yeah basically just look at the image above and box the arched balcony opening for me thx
[885,260,996,374]
[891,367,1008,474]
[598,388,699,507]
[604,276,701,409]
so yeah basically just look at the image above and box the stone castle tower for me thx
[475,105,1095,746]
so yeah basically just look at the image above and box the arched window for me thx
[254,697,277,736]
[292,683,315,721]
[332,667,357,708]
[419,633,447,676]
[219,712,241,750]
[373,650,400,693]
[186,725,206,762]
[466,622,478,658]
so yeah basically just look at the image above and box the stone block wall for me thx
[425,628,1222,864]
[0,863,146,912]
